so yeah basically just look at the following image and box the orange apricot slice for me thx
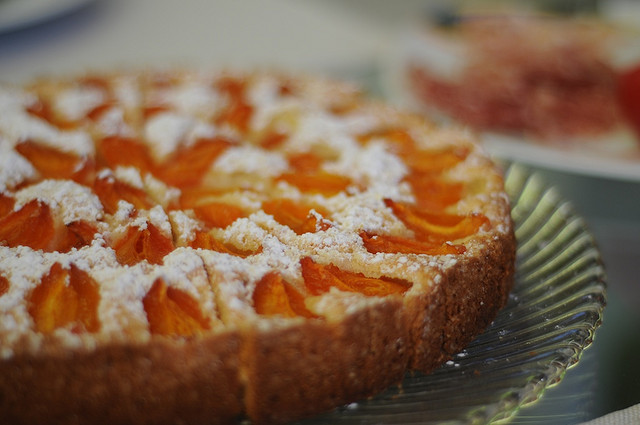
[26,98,75,129]
[143,105,170,119]
[27,263,100,334]
[384,199,489,243]
[0,194,15,219]
[93,174,155,215]
[192,202,245,229]
[358,128,469,174]
[15,141,94,184]
[258,130,288,150]
[85,102,112,121]
[26,98,55,123]
[405,174,464,211]
[0,200,54,251]
[402,147,469,175]
[0,199,96,253]
[253,271,314,318]
[159,138,231,188]
[216,100,253,134]
[189,230,257,257]
[360,231,466,255]
[357,128,415,152]
[287,152,323,173]
[143,278,210,337]
[215,76,247,99]
[55,221,99,253]
[262,199,330,234]
[97,136,155,174]
[300,257,411,297]
[276,172,351,196]
[112,223,175,265]
[178,187,224,210]
[214,76,253,133]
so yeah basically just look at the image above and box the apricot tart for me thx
[0,70,515,424]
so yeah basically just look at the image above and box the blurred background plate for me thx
[380,1,640,184]
[0,0,97,34]
[297,164,607,425]
[481,133,640,183]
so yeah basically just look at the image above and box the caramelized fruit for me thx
[384,199,489,243]
[143,278,210,337]
[215,77,253,133]
[360,129,468,174]
[360,231,466,255]
[98,136,155,174]
[26,98,75,129]
[0,200,54,251]
[258,131,288,149]
[55,221,98,253]
[300,257,411,297]
[253,272,314,318]
[94,174,155,214]
[405,175,463,211]
[402,147,469,175]
[189,230,257,257]
[276,172,351,195]
[159,138,231,188]
[15,141,94,184]
[0,194,15,219]
[287,152,323,172]
[27,263,100,334]
[112,223,175,265]
[262,199,330,234]
[192,202,245,229]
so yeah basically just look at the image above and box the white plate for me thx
[0,0,96,34]
[482,132,640,183]
[380,9,640,184]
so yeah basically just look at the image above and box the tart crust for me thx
[0,69,515,424]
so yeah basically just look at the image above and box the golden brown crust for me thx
[243,298,409,424]
[0,332,244,425]
[407,229,517,373]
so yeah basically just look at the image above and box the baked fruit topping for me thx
[0,70,515,425]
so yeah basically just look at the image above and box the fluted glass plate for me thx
[298,163,607,425]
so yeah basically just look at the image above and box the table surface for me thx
[1,1,638,424]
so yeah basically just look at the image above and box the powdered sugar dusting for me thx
[0,141,36,192]
[169,210,199,246]
[14,180,103,224]
[144,112,195,161]
[213,145,288,176]
[0,70,513,358]
[54,86,105,121]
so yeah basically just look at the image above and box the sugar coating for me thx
[0,70,513,357]
[151,80,221,117]
[14,180,103,224]
[144,112,196,161]
[213,146,288,177]
[0,105,94,157]
[288,109,359,153]
[169,210,199,246]
[0,142,36,192]
[113,166,145,189]
[54,86,105,121]
[95,107,134,137]
[324,141,409,195]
